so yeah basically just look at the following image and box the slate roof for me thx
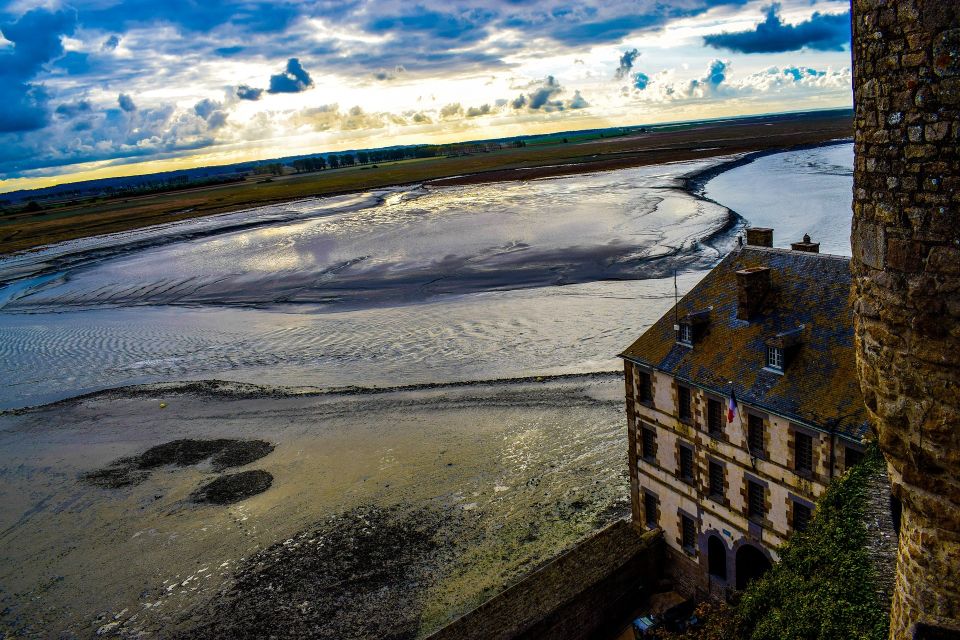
[619,246,869,442]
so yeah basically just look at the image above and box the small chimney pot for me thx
[791,233,821,253]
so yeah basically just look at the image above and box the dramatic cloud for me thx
[615,49,640,79]
[0,0,855,188]
[527,75,563,110]
[55,100,92,118]
[194,99,227,129]
[632,60,850,103]
[268,58,314,94]
[0,7,77,132]
[704,4,850,53]
[568,90,589,109]
[236,85,263,101]
[118,93,137,112]
[510,76,587,112]
[102,35,121,51]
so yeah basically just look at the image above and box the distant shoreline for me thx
[0,112,852,256]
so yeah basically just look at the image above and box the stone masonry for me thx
[851,1,960,637]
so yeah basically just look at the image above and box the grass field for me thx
[0,111,852,256]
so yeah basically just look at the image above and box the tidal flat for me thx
[0,142,854,638]
[0,376,629,638]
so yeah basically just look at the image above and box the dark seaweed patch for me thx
[211,440,275,472]
[190,470,273,505]
[182,504,461,640]
[80,439,275,488]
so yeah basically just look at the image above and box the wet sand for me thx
[0,375,629,638]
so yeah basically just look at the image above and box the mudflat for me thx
[0,110,851,256]
[0,375,629,638]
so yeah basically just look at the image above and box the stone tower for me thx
[851,1,960,637]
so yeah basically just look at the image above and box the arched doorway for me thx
[707,535,727,581]
[735,544,771,590]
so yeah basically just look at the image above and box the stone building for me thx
[619,230,868,597]
[851,1,960,637]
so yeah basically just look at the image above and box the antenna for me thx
[674,269,679,326]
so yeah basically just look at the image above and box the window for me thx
[795,431,813,473]
[644,492,659,529]
[767,346,784,370]
[793,502,812,532]
[641,426,657,462]
[707,398,723,435]
[678,385,692,421]
[748,414,765,456]
[681,513,696,552]
[637,371,653,403]
[708,461,724,500]
[678,323,693,344]
[748,480,766,520]
[679,446,695,483]
[845,446,864,470]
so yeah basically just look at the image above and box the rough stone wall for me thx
[427,521,663,640]
[851,1,960,637]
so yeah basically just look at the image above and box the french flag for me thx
[727,389,738,423]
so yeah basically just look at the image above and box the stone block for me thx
[927,121,951,141]
[927,247,960,276]
[933,29,960,77]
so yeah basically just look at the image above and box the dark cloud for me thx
[194,98,220,119]
[567,90,589,109]
[215,46,245,57]
[691,59,728,91]
[509,76,586,112]
[633,71,650,90]
[236,85,263,101]
[75,0,299,35]
[527,75,562,110]
[268,58,314,93]
[118,93,137,112]
[783,66,825,81]
[102,35,121,51]
[0,7,77,133]
[366,7,493,44]
[615,48,639,79]
[206,111,228,129]
[55,100,93,118]
[704,4,850,53]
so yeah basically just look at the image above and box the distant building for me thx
[618,229,868,597]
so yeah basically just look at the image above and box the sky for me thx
[0,0,853,192]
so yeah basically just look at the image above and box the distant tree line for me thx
[285,139,531,174]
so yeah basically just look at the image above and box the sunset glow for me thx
[0,0,853,192]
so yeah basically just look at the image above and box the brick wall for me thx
[851,1,960,637]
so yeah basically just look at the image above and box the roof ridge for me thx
[739,246,851,262]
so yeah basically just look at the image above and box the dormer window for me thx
[676,307,712,346]
[767,346,784,370]
[764,324,804,373]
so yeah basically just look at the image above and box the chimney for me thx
[791,233,820,253]
[736,266,771,320]
[745,227,773,247]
